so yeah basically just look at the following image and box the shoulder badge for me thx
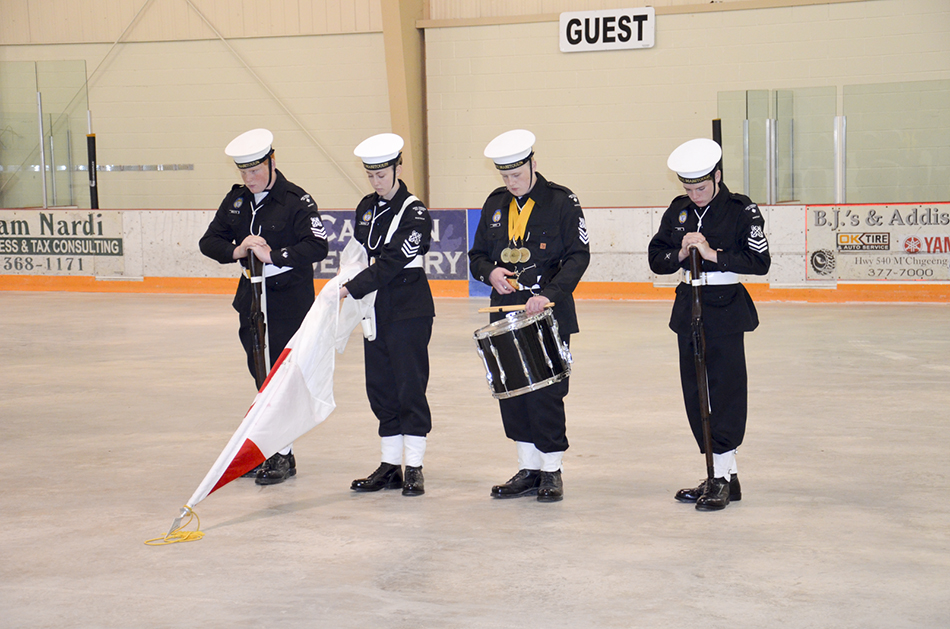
[578,217,589,245]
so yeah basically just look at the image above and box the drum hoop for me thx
[473,308,554,340]
[490,368,571,400]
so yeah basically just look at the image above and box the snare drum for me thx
[473,309,572,399]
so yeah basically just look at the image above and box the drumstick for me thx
[477,302,555,314]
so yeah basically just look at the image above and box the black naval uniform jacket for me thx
[200,169,328,381]
[648,182,770,337]
[344,180,435,321]
[469,173,591,336]
[199,169,329,324]
[345,180,434,438]
[649,182,770,453]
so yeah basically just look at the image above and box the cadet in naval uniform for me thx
[199,128,329,485]
[469,129,590,503]
[339,133,435,497]
[647,138,770,511]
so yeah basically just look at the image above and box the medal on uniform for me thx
[500,248,512,263]
[506,198,535,265]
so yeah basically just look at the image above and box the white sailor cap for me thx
[225,128,274,169]
[484,129,536,171]
[667,138,722,183]
[354,133,404,170]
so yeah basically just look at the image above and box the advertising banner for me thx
[313,209,469,281]
[806,204,950,281]
[0,210,124,276]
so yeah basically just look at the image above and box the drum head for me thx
[473,308,553,339]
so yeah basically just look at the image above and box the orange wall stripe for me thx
[1,276,947,302]
[572,280,950,303]
[0,276,472,298]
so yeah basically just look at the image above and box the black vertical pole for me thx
[689,247,715,484]
[87,133,99,209]
[712,119,723,184]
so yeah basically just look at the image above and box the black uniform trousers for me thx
[364,315,433,438]
[677,331,747,454]
[498,336,571,454]
[239,312,305,385]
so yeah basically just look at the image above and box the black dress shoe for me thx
[255,452,296,486]
[351,463,403,492]
[695,476,730,511]
[674,474,741,503]
[491,469,541,498]
[537,470,564,503]
[402,465,425,496]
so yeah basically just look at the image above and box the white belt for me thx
[243,264,292,282]
[683,270,738,286]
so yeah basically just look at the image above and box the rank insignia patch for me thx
[311,216,327,239]
[402,230,422,258]
[748,225,769,252]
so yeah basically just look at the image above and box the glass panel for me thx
[720,87,836,205]
[716,90,747,193]
[776,86,836,204]
[745,90,770,204]
[36,60,89,208]
[773,90,794,202]
[0,62,42,208]
[844,80,950,203]
[0,60,88,209]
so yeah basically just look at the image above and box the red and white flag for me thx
[181,240,373,513]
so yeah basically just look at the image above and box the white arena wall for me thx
[3,203,948,302]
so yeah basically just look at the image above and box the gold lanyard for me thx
[507,197,535,243]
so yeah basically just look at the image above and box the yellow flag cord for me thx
[145,506,205,545]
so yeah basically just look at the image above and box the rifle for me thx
[247,250,268,390]
[689,246,715,484]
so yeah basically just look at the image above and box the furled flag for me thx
[166,240,374,536]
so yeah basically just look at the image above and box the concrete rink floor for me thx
[1,291,948,628]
